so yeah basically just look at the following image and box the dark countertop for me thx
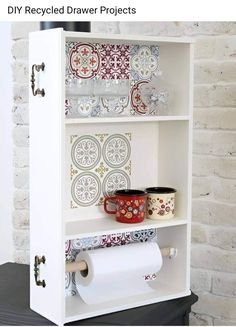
[0,263,198,326]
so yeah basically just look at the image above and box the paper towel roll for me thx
[75,242,163,304]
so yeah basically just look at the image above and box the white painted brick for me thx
[193,155,236,179]
[194,108,236,130]
[119,22,185,36]
[211,84,236,107]
[12,126,29,147]
[191,244,236,272]
[194,85,211,107]
[193,130,236,156]
[184,22,236,36]
[12,61,28,84]
[192,292,236,319]
[190,268,211,292]
[190,312,213,326]
[212,272,236,297]
[208,226,236,250]
[216,157,236,179]
[14,250,29,264]
[91,22,119,34]
[13,230,29,250]
[195,61,236,84]
[12,40,29,60]
[194,38,215,59]
[11,22,39,40]
[194,84,236,107]
[14,190,29,210]
[191,223,208,243]
[12,210,29,229]
[218,62,236,82]
[214,318,236,326]
[192,199,236,227]
[215,37,236,60]
[213,178,236,203]
[193,155,213,177]
[14,168,29,189]
[192,176,212,198]
[194,62,218,84]
[13,147,29,168]
[12,103,29,125]
[13,83,28,104]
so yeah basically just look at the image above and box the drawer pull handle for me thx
[31,63,45,97]
[34,255,46,287]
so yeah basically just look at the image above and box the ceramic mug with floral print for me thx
[104,189,147,223]
[145,187,176,220]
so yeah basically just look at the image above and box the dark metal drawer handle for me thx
[31,63,45,97]
[34,255,46,287]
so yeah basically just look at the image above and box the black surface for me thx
[0,263,198,326]
[40,22,91,32]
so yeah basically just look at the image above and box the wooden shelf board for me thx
[64,31,194,44]
[65,216,188,240]
[65,115,190,125]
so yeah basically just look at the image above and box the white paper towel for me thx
[75,242,163,304]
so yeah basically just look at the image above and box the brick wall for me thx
[12,22,39,263]
[11,22,236,325]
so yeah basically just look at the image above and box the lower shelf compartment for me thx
[65,284,191,323]
[65,224,190,323]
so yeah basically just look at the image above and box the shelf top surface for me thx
[65,216,188,240]
[64,30,194,44]
[30,29,194,44]
[65,115,190,125]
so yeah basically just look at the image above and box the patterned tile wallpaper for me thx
[70,132,132,209]
[65,41,161,117]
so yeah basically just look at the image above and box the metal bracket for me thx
[31,63,45,97]
[34,255,46,287]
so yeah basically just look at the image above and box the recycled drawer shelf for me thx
[29,28,194,325]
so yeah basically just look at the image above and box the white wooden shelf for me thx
[65,31,194,45]
[65,216,189,240]
[65,115,190,125]
[29,28,193,325]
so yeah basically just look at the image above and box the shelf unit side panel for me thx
[186,43,194,291]
[29,28,65,325]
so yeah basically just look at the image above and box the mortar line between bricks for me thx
[195,105,236,109]
[194,127,236,132]
[191,242,236,253]
[193,196,236,205]
[193,153,236,159]
[192,174,236,182]
[195,83,236,88]
[193,289,236,300]
[192,221,236,231]
[194,128,236,133]
[195,58,236,63]
[192,269,236,281]
[192,197,236,205]
[193,152,236,158]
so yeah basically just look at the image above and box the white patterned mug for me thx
[145,187,176,220]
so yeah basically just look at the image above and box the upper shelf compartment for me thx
[64,32,193,120]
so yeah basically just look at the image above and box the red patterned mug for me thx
[104,189,147,223]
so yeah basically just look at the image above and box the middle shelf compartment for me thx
[64,119,191,233]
